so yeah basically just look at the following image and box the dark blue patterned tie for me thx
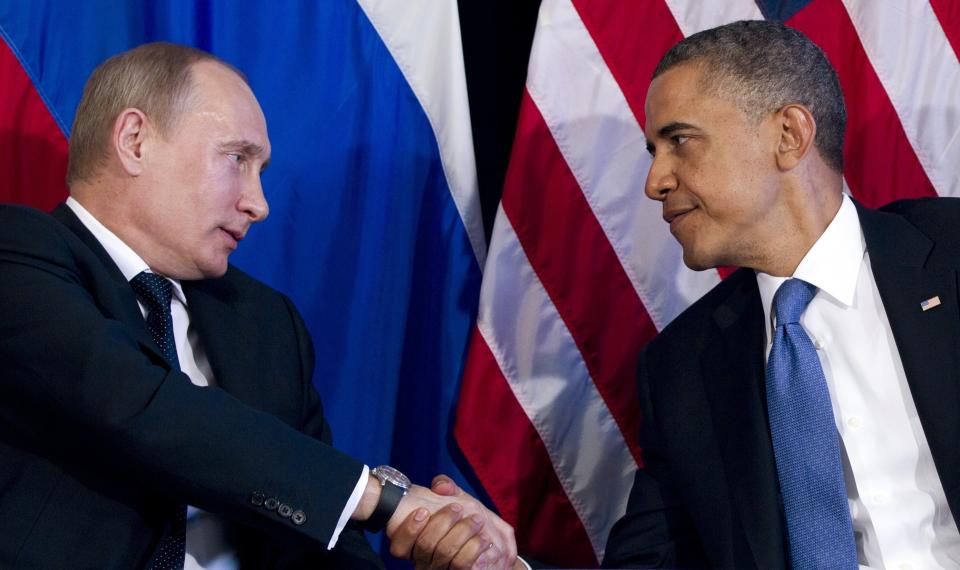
[765,279,857,570]
[130,271,186,570]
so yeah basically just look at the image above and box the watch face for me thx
[373,465,412,490]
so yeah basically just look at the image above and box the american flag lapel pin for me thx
[920,296,941,311]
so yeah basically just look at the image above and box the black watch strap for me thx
[364,480,405,532]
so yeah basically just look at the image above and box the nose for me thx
[644,154,677,202]
[239,174,269,222]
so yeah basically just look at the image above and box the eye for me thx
[672,135,689,146]
[227,153,247,164]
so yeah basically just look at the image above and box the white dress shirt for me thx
[65,197,367,568]
[756,195,960,569]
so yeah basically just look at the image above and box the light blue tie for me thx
[766,279,857,570]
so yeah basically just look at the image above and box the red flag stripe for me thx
[454,327,597,567]
[0,37,69,210]
[502,91,651,465]
[523,0,721,331]
[570,0,682,130]
[839,0,960,198]
[790,0,936,206]
[467,200,641,560]
[930,0,960,67]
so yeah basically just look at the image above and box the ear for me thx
[113,108,149,176]
[774,104,817,172]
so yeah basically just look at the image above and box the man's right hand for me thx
[388,475,520,570]
[387,480,517,569]
[353,473,517,569]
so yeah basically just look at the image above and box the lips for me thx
[220,227,245,247]
[663,205,696,230]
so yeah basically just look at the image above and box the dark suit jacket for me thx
[603,199,960,569]
[0,204,383,568]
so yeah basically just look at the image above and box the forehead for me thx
[180,61,270,150]
[644,64,709,129]
[643,62,756,141]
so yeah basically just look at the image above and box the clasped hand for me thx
[386,475,521,570]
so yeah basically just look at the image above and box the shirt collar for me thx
[66,197,187,305]
[756,194,865,333]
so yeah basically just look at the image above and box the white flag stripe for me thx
[356,0,487,266]
[527,0,719,331]
[843,0,960,197]
[664,0,764,37]
[478,206,637,560]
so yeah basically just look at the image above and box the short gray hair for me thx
[67,42,245,186]
[653,20,846,173]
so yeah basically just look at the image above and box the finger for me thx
[471,542,504,570]
[430,514,486,568]
[431,474,460,497]
[489,515,517,563]
[388,507,430,561]
[411,503,464,569]
[447,533,496,570]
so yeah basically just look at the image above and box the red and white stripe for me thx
[455,0,960,565]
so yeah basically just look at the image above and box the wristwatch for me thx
[363,465,411,532]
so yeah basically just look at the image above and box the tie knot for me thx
[131,271,174,313]
[773,278,816,326]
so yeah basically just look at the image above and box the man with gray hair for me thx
[0,42,517,569]
[604,20,960,569]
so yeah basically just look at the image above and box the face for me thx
[135,61,271,279]
[644,63,783,271]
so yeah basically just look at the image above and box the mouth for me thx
[220,227,245,247]
[663,206,696,231]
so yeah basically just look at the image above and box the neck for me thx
[751,175,844,277]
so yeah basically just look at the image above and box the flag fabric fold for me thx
[0,4,483,565]
[454,0,960,565]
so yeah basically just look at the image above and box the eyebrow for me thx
[657,121,698,139]
[219,140,270,172]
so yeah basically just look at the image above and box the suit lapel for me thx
[859,204,960,519]
[701,272,787,570]
[54,203,262,397]
[51,204,163,361]
[182,277,261,401]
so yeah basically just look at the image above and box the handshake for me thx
[353,470,524,570]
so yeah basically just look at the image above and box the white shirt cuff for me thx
[327,464,369,550]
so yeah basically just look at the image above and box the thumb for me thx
[431,474,460,496]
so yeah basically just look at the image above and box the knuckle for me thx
[437,543,459,562]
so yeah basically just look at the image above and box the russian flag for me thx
[0,0,485,563]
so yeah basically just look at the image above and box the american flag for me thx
[454,0,960,566]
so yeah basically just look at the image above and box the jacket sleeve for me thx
[279,293,383,567]
[601,349,708,568]
[0,205,365,550]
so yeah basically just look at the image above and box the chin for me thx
[681,250,719,272]
[196,256,230,279]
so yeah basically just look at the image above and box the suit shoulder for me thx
[220,264,278,296]
[0,204,82,266]
[648,268,754,352]
[0,204,67,239]
[208,265,301,316]
[880,197,960,260]
[881,196,960,215]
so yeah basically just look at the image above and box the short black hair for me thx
[654,20,846,173]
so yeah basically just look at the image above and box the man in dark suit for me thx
[603,21,960,569]
[0,42,517,569]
